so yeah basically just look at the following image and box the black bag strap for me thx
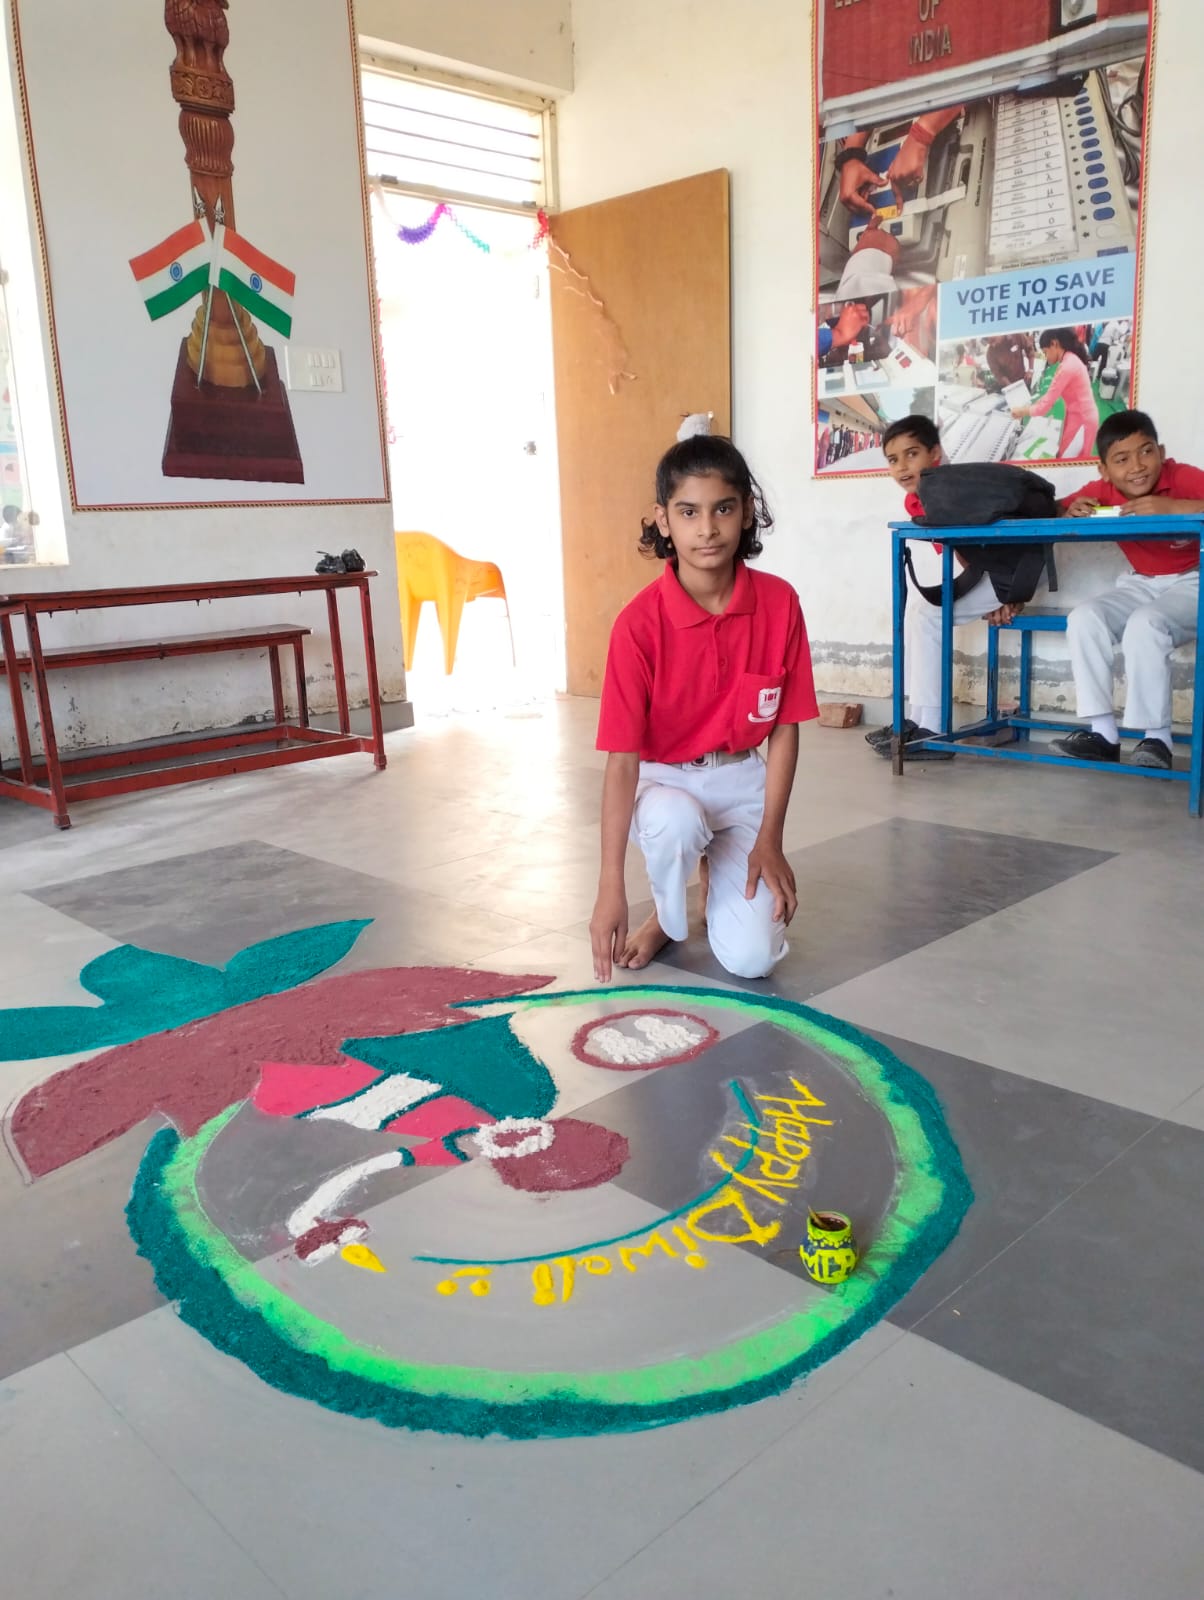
[1044,543,1059,593]
[903,546,986,607]
[903,542,1048,608]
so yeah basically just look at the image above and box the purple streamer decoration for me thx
[397,203,448,245]
[388,201,548,257]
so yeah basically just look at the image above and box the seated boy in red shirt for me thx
[1056,409,1204,770]
[865,415,1020,758]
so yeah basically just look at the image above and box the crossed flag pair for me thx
[129,210,295,340]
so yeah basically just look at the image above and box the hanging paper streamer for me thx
[369,186,634,394]
[396,204,449,245]
[371,189,549,259]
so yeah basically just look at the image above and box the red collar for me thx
[661,560,755,628]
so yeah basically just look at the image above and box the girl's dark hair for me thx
[1039,326,1091,367]
[639,435,773,562]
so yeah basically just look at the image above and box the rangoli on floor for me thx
[2,920,972,1439]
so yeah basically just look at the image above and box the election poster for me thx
[814,0,1154,476]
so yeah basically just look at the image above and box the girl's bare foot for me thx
[617,912,672,970]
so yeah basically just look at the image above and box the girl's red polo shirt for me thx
[596,561,818,764]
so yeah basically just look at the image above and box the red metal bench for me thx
[0,572,386,829]
[0,622,312,728]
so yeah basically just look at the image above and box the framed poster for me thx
[10,0,388,509]
[814,0,1153,477]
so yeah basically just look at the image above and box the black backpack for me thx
[908,463,1059,607]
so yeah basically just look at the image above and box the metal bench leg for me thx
[1019,631,1034,741]
[24,608,70,828]
[987,625,1000,724]
[1191,553,1204,817]
[269,647,286,731]
[1,612,34,783]
[326,590,351,734]
[891,531,907,775]
[358,578,387,771]
[940,544,954,736]
[292,637,309,726]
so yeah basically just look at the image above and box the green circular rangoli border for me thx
[126,984,973,1439]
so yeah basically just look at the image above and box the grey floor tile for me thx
[809,715,1204,857]
[0,1123,165,1381]
[0,796,64,849]
[912,1119,1204,1474]
[68,1306,900,1600]
[814,849,1204,1116]
[31,838,543,969]
[583,1335,1204,1600]
[1169,1084,1204,1134]
[652,818,1112,998]
[1,1353,285,1600]
[465,927,703,992]
[864,1028,1159,1326]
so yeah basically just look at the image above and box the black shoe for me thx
[875,726,955,761]
[1051,730,1121,763]
[1131,737,1173,770]
[865,718,917,750]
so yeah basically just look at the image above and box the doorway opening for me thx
[364,65,563,717]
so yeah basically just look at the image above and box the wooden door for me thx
[550,171,732,697]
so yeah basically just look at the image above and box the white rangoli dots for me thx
[471,1117,556,1161]
[579,1012,713,1067]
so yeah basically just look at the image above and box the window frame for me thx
[359,54,558,218]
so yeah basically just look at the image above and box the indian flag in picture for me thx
[211,224,295,339]
[128,220,210,321]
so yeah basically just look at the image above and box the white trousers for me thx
[906,573,1002,716]
[633,756,787,981]
[1066,570,1199,730]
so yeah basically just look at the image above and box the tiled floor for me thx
[2,697,1203,1599]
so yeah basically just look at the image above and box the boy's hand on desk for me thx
[746,841,797,926]
[1120,497,1204,535]
[590,887,629,982]
[983,602,1024,626]
[1063,498,1096,518]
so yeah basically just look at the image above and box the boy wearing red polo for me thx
[1057,410,1204,770]
[865,414,1023,759]
[590,437,817,983]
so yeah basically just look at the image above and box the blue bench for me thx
[986,606,1068,726]
[889,516,1204,816]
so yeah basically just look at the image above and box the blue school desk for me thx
[888,515,1204,817]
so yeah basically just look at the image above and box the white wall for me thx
[357,0,573,91]
[558,0,1204,719]
[0,0,403,751]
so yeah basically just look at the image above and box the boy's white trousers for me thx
[1066,570,1199,731]
[906,573,1002,718]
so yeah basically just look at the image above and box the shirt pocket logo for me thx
[748,684,782,724]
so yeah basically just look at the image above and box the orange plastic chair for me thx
[394,531,514,676]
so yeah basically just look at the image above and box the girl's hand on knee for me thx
[746,843,798,925]
[590,887,629,981]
